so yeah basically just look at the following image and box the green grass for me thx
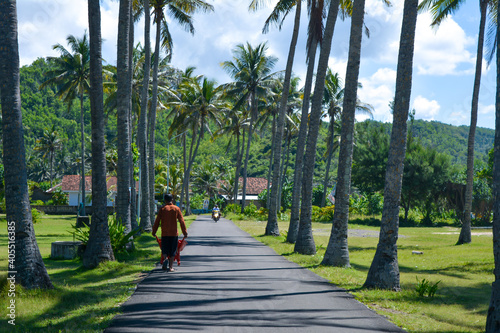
[230,215,493,333]
[0,213,196,332]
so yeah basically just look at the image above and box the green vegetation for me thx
[230,215,492,332]
[0,214,196,332]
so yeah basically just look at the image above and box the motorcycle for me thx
[212,210,220,222]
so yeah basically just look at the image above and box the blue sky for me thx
[16,0,497,129]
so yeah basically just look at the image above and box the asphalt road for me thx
[105,215,405,333]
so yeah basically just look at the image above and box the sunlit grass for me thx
[0,214,196,332]
[233,217,493,333]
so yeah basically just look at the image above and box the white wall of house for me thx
[67,191,116,207]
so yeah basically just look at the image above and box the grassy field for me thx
[0,214,196,332]
[229,214,493,333]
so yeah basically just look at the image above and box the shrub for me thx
[258,189,268,209]
[70,215,140,255]
[190,193,206,210]
[224,203,241,214]
[108,216,140,255]
[31,208,43,224]
[32,200,45,206]
[244,203,258,217]
[415,277,440,297]
[50,188,69,205]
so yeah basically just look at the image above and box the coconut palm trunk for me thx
[287,36,318,244]
[234,128,244,205]
[116,0,132,232]
[138,0,151,231]
[0,0,53,289]
[294,0,340,254]
[486,11,500,329]
[148,15,161,225]
[128,5,138,232]
[364,0,418,290]
[79,90,86,216]
[83,0,115,268]
[320,0,366,267]
[458,0,488,245]
[266,0,301,235]
[241,93,258,213]
[266,114,276,209]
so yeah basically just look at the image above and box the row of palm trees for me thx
[4,0,500,329]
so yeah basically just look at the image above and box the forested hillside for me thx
[0,58,493,186]
[357,119,494,166]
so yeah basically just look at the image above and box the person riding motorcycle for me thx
[212,204,220,221]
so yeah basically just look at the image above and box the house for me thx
[220,177,268,208]
[61,175,137,207]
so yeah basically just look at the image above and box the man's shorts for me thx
[161,236,178,258]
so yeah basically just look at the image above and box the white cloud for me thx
[414,13,475,76]
[358,68,397,123]
[412,95,440,120]
[479,103,495,115]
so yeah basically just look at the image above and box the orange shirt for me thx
[152,203,187,237]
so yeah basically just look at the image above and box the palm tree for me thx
[168,75,227,214]
[34,125,63,187]
[419,0,492,245]
[40,33,90,216]
[0,0,53,289]
[83,0,116,268]
[221,42,278,213]
[139,0,152,232]
[215,108,248,204]
[486,7,500,327]
[249,0,302,236]
[116,0,133,232]
[364,0,419,290]
[288,0,325,243]
[148,0,214,224]
[294,0,341,255]
[319,0,367,265]
[320,70,343,208]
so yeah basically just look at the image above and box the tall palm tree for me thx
[215,108,248,204]
[169,75,227,214]
[221,42,278,213]
[116,0,133,232]
[320,69,343,208]
[0,0,53,289]
[419,0,492,246]
[319,0,367,265]
[83,0,116,268]
[40,33,90,216]
[139,0,152,232]
[34,125,63,187]
[486,7,500,328]
[288,0,325,243]
[364,0,419,290]
[249,0,302,236]
[148,0,214,224]
[294,0,340,255]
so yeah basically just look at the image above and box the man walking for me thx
[152,193,188,272]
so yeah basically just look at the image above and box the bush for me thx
[70,215,140,255]
[311,205,335,222]
[244,203,258,217]
[31,208,43,224]
[49,188,69,205]
[224,203,241,214]
[415,277,440,297]
[190,193,206,210]
[258,189,268,209]
[32,200,45,206]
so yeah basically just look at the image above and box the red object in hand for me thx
[155,236,188,266]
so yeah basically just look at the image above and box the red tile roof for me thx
[61,175,136,192]
[238,177,268,195]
